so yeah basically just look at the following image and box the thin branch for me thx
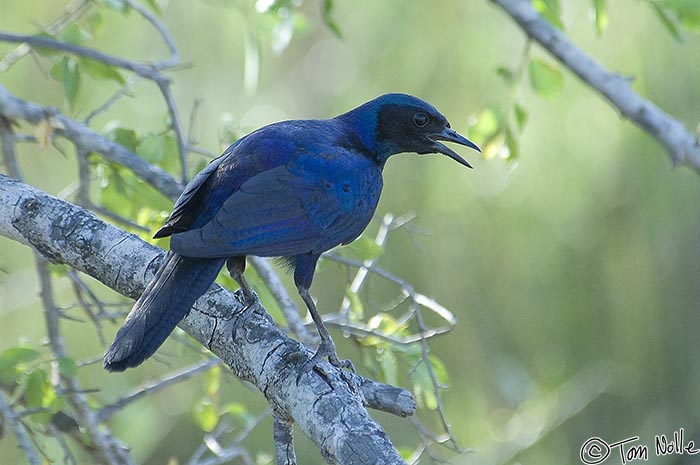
[0,0,91,73]
[187,411,270,465]
[123,0,179,68]
[0,390,41,465]
[491,0,700,174]
[36,247,135,465]
[0,32,170,83]
[156,79,188,183]
[98,358,221,422]
[83,75,140,125]
[339,212,395,320]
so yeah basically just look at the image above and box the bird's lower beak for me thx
[429,127,481,169]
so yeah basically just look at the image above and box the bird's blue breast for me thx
[286,147,383,246]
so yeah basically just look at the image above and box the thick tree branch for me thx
[0,174,414,465]
[0,83,183,198]
[491,0,700,174]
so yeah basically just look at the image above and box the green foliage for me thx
[532,0,564,29]
[0,346,65,426]
[80,57,125,85]
[592,0,609,34]
[528,57,564,99]
[193,365,255,433]
[193,397,220,432]
[50,56,81,109]
[321,0,342,37]
[0,347,41,384]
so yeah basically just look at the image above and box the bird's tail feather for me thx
[104,251,225,372]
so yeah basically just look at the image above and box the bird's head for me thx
[338,93,480,168]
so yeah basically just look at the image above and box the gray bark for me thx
[0,173,415,465]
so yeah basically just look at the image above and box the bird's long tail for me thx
[104,251,225,372]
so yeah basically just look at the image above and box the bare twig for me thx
[338,213,395,320]
[84,75,140,125]
[36,240,135,465]
[491,0,700,174]
[98,358,221,422]
[0,0,91,73]
[187,411,270,465]
[156,79,189,182]
[123,0,179,68]
[0,390,41,465]
[0,32,170,82]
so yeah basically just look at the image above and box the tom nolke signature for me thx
[580,428,698,464]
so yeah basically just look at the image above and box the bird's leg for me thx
[226,256,254,301]
[226,256,258,335]
[298,287,354,372]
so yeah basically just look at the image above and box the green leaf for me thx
[203,365,221,397]
[59,57,81,108]
[528,58,564,99]
[0,347,40,384]
[514,103,528,131]
[0,347,41,370]
[504,126,519,160]
[429,355,450,386]
[322,0,343,37]
[651,3,682,41]
[468,106,503,145]
[222,402,252,424]
[345,236,384,261]
[193,398,219,432]
[57,23,91,44]
[25,369,50,408]
[662,0,700,31]
[496,66,515,86]
[345,288,364,321]
[137,133,167,163]
[88,12,104,33]
[532,0,564,29]
[592,0,609,34]
[409,356,450,410]
[108,127,138,152]
[58,357,77,378]
[378,349,398,386]
[80,58,125,85]
[145,0,162,13]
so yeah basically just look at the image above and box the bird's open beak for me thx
[429,127,481,169]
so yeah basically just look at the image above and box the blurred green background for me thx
[1,1,699,464]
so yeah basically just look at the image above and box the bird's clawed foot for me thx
[297,334,355,384]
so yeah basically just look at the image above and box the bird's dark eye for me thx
[413,112,429,128]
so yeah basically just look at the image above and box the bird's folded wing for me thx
[155,146,232,237]
[169,166,356,258]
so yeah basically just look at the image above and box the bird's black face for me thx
[376,102,480,168]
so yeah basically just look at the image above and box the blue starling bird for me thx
[104,93,480,372]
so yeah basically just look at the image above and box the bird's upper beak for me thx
[429,127,481,169]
